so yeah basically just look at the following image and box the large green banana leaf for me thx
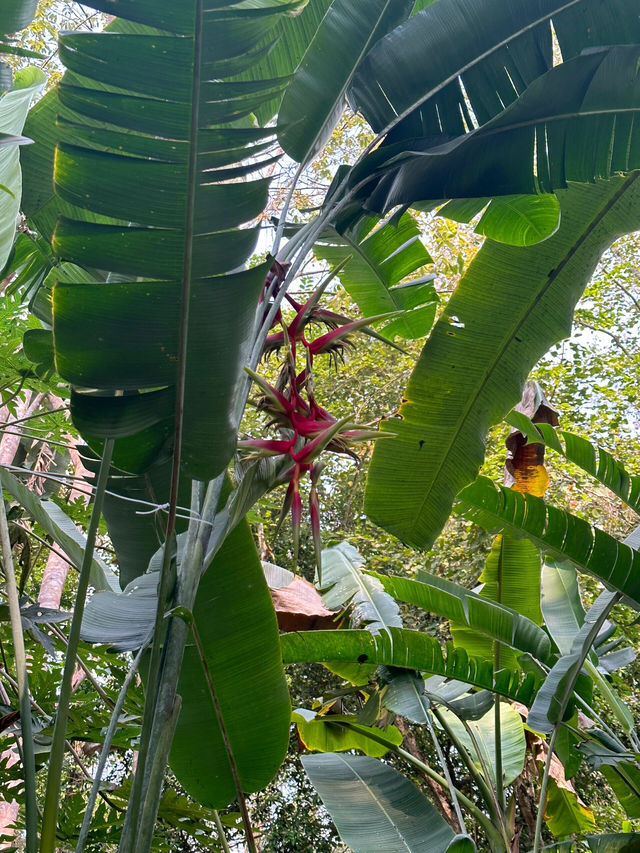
[281,628,540,704]
[0,67,44,268]
[374,571,552,663]
[314,211,436,340]
[505,410,640,514]
[302,753,457,853]
[319,542,401,632]
[348,0,640,144]
[451,532,542,670]
[353,46,640,211]
[277,0,413,163]
[39,0,302,481]
[365,175,640,550]
[82,507,291,807]
[457,477,640,607]
[438,702,526,787]
[0,0,38,37]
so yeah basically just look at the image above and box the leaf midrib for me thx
[405,171,640,540]
[334,754,416,852]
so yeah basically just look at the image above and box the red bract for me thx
[244,273,387,567]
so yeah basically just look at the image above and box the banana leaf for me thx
[39,0,302,481]
[365,175,640,550]
[348,0,640,145]
[352,46,640,211]
[302,753,456,853]
[375,570,552,663]
[281,627,540,704]
[278,0,413,163]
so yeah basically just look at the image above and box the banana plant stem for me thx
[39,438,114,853]
[124,474,224,853]
[212,810,233,853]
[425,711,466,834]
[0,492,38,853]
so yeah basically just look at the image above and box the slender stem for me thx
[532,726,558,853]
[191,621,257,853]
[425,711,466,834]
[134,697,182,853]
[0,493,39,853]
[532,590,621,853]
[76,644,147,853]
[494,541,505,812]
[212,810,233,853]
[272,161,305,257]
[39,439,114,853]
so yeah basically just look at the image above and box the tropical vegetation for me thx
[0,0,640,851]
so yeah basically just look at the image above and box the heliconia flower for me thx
[237,436,296,458]
[292,416,353,465]
[245,367,292,415]
[308,313,396,356]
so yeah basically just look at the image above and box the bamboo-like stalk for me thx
[76,644,147,852]
[531,590,621,853]
[0,493,38,853]
[39,438,114,853]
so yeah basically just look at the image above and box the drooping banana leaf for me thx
[365,175,640,550]
[438,194,561,248]
[39,0,303,481]
[314,212,436,340]
[451,532,542,670]
[373,570,552,663]
[282,628,540,704]
[302,753,456,853]
[505,410,640,513]
[348,0,640,145]
[0,67,45,268]
[277,0,413,163]
[293,709,402,758]
[318,541,401,633]
[457,478,640,607]
[544,778,596,838]
[82,515,291,808]
[351,46,640,212]
[437,702,526,787]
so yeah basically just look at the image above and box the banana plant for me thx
[4,0,640,850]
